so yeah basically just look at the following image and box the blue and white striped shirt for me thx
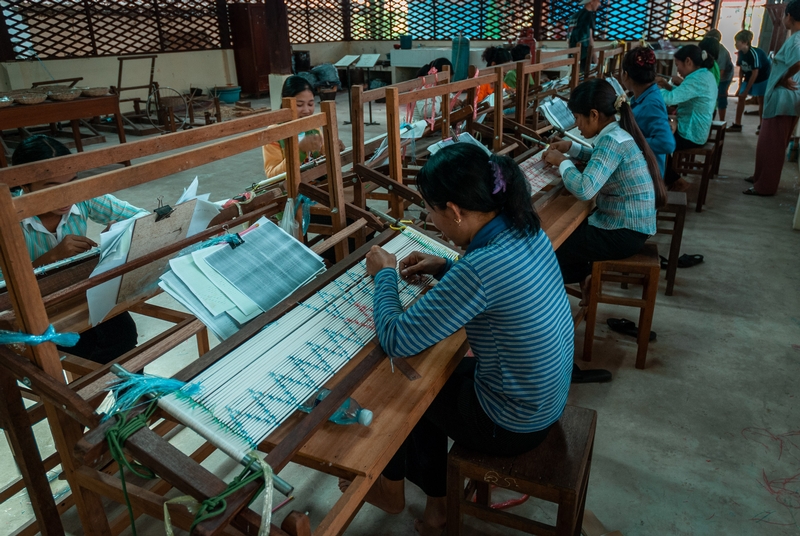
[373,216,574,433]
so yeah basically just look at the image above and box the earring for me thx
[454,218,462,225]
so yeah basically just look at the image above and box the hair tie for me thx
[490,161,506,194]
[701,50,708,60]
[614,93,628,111]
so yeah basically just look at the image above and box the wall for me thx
[0,49,237,112]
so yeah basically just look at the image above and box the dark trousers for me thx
[382,358,552,497]
[58,312,138,365]
[555,220,649,284]
[664,132,704,186]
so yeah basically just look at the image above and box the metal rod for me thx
[0,248,100,291]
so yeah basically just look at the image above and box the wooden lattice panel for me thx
[286,0,344,44]
[3,0,96,59]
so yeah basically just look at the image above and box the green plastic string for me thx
[190,460,268,533]
[105,401,160,536]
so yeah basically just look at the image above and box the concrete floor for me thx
[2,94,800,536]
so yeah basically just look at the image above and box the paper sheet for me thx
[205,219,325,312]
[176,177,220,237]
[191,246,260,316]
[160,271,241,341]
[518,150,561,195]
[169,254,237,317]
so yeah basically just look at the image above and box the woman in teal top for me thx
[658,45,717,190]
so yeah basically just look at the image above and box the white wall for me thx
[0,49,237,112]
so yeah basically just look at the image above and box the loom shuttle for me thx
[108,365,294,497]
[520,134,549,150]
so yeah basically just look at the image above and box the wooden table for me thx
[0,94,127,167]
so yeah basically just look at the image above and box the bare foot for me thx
[340,475,405,514]
[414,518,445,536]
[578,274,592,307]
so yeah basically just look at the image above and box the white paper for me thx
[160,271,240,340]
[169,254,236,316]
[86,214,148,326]
[176,177,199,205]
[191,246,260,316]
[187,199,220,237]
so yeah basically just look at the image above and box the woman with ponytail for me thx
[657,44,717,190]
[543,77,665,300]
[359,143,574,535]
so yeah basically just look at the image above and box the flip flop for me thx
[607,318,657,342]
[677,254,703,268]
[660,255,669,269]
[743,187,770,196]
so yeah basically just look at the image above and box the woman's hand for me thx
[366,246,397,276]
[398,251,447,281]
[543,148,567,166]
[338,138,346,152]
[299,133,323,154]
[548,140,572,153]
[33,235,96,267]
[780,76,799,91]
[656,78,670,89]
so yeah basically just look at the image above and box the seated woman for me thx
[262,75,344,179]
[477,46,513,102]
[412,57,452,122]
[360,143,574,535]
[543,78,665,296]
[657,45,717,191]
[11,135,147,364]
[622,46,676,176]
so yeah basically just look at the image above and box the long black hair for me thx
[698,36,720,61]
[481,46,512,67]
[568,78,667,207]
[622,47,657,85]
[281,75,315,98]
[12,134,71,166]
[673,44,715,70]
[416,57,452,77]
[416,143,540,235]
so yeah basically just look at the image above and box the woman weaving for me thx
[358,144,574,535]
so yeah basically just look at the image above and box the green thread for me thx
[190,464,266,532]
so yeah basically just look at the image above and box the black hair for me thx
[735,29,754,45]
[416,143,540,235]
[699,36,720,61]
[567,78,667,208]
[281,75,315,98]
[481,46,512,67]
[622,47,657,85]
[416,57,452,77]
[11,135,71,166]
[673,44,715,70]
[510,44,531,62]
[786,0,800,20]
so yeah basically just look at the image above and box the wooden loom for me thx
[0,101,386,536]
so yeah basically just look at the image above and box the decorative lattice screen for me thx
[1,0,223,60]
[0,0,719,60]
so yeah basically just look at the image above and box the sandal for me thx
[743,187,770,196]
[660,255,669,269]
[677,254,704,268]
[607,318,657,342]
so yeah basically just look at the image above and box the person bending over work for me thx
[543,78,665,303]
[262,75,345,179]
[11,135,147,364]
[657,45,717,191]
[730,30,772,133]
[356,143,573,535]
[622,46,676,177]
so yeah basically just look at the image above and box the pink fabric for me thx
[753,115,799,195]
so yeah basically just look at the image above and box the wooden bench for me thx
[582,243,660,369]
[447,405,597,536]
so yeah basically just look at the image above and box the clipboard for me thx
[116,199,197,303]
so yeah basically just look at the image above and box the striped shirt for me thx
[20,195,145,262]
[558,122,657,235]
[373,216,574,433]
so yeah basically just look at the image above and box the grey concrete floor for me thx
[2,95,800,536]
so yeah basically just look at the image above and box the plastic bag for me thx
[279,198,300,239]
[311,63,341,87]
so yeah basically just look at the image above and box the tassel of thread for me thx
[201,233,243,249]
[296,194,316,236]
[104,368,201,421]
[0,325,79,347]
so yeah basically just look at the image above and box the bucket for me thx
[400,35,413,49]
[213,86,241,103]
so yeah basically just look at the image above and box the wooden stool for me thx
[583,243,660,369]
[709,120,727,176]
[656,191,687,296]
[670,142,716,212]
[447,405,597,536]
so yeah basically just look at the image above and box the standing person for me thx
[622,46,676,177]
[744,0,800,196]
[10,135,146,364]
[657,45,717,191]
[262,76,344,178]
[357,144,574,535]
[706,29,735,121]
[568,0,602,71]
[730,30,772,133]
[542,78,665,308]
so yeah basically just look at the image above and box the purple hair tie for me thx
[490,161,506,194]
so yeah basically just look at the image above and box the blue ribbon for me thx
[0,325,79,347]
[296,194,317,235]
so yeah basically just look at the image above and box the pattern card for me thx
[518,150,560,195]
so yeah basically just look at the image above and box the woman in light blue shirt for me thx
[745,0,800,196]
[658,45,717,190]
